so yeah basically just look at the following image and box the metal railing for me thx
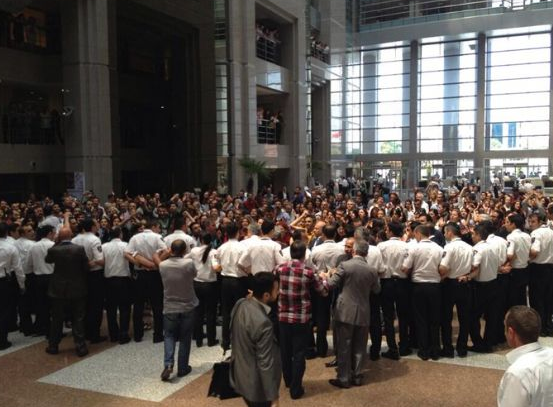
[0,13,61,54]
[311,43,330,63]
[0,111,63,145]
[256,36,281,65]
[359,0,552,27]
[257,118,280,144]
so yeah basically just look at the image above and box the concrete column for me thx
[362,52,377,154]
[475,33,487,180]
[312,83,331,182]
[407,40,419,189]
[549,29,553,175]
[61,0,117,199]
[443,42,460,176]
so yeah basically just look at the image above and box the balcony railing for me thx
[311,42,330,63]
[0,111,63,145]
[256,37,281,65]
[257,118,280,144]
[359,0,553,28]
[0,13,61,54]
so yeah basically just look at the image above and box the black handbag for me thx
[207,357,239,400]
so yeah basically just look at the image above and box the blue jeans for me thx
[163,311,195,372]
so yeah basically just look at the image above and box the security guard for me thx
[468,224,501,353]
[0,222,24,350]
[505,213,531,307]
[212,223,247,352]
[402,224,443,361]
[528,213,553,336]
[14,225,35,336]
[27,225,55,337]
[439,222,474,358]
[375,222,410,360]
[73,218,106,343]
[164,217,196,255]
[99,227,133,344]
[126,219,167,343]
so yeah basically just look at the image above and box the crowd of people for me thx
[310,35,330,63]
[0,177,553,405]
[255,22,281,64]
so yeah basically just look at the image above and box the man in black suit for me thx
[45,227,89,357]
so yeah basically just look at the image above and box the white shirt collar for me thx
[506,342,542,365]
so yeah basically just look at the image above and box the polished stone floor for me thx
[2,324,550,407]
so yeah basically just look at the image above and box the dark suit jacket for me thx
[45,242,89,299]
[328,255,380,326]
[230,298,281,403]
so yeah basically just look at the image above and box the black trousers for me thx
[193,281,218,344]
[470,279,500,349]
[528,263,553,334]
[369,292,382,356]
[279,322,310,398]
[49,296,86,346]
[335,320,369,384]
[313,292,331,357]
[380,278,410,352]
[412,283,441,357]
[105,277,132,341]
[221,276,249,350]
[495,273,510,344]
[33,274,52,336]
[85,271,106,340]
[19,273,35,335]
[0,277,15,344]
[440,279,471,353]
[8,277,19,331]
[508,268,529,307]
[243,399,271,407]
[133,270,164,341]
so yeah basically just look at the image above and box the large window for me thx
[485,32,551,151]
[418,39,477,153]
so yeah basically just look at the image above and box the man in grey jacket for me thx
[230,272,281,407]
[322,239,381,388]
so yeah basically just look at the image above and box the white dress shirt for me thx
[440,238,473,279]
[378,237,409,279]
[186,245,217,282]
[497,342,553,407]
[72,232,103,271]
[366,245,385,274]
[238,237,285,275]
[0,238,24,288]
[14,238,34,275]
[402,239,443,283]
[487,234,508,266]
[27,238,55,275]
[311,240,344,273]
[213,239,247,278]
[126,229,167,269]
[102,238,130,278]
[507,229,531,269]
[164,230,196,254]
[530,225,553,264]
[473,241,500,282]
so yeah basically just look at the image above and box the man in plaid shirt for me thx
[273,241,327,400]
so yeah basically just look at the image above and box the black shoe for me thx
[110,337,119,343]
[134,336,143,343]
[89,336,107,344]
[196,340,203,348]
[439,349,454,358]
[290,387,305,399]
[305,348,317,360]
[417,351,429,361]
[457,350,468,358]
[45,344,59,355]
[161,366,173,381]
[119,336,131,345]
[369,352,380,361]
[207,339,219,347]
[329,379,350,389]
[76,344,89,357]
[351,375,364,386]
[153,335,164,344]
[177,365,192,377]
[0,341,12,351]
[430,353,440,361]
[469,345,492,354]
[325,359,338,368]
[399,348,413,357]
[381,350,400,360]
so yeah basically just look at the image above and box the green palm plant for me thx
[239,157,269,194]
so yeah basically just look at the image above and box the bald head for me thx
[58,227,72,241]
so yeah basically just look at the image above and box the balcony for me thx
[257,118,281,145]
[256,23,281,65]
[0,11,61,55]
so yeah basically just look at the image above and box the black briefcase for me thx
[207,358,239,400]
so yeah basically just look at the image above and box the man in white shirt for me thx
[72,218,106,343]
[164,217,196,254]
[99,227,133,344]
[498,305,553,407]
[238,220,285,276]
[14,225,35,336]
[505,214,531,307]
[27,225,55,337]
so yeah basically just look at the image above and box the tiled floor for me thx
[2,327,550,406]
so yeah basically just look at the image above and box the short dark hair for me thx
[529,212,546,223]
[226,222,239,238]
[343,223,355,238]
[387,221,404,238]
[444,222,461,237]
[37,225,55,239]
[261,219,274,235]
[505,305,541,344]
[414,224,432,238]
[81,218,95,232]
[507,213,525,230]
[290,241,306,260]
[173,217,186,231]
[109,227,122,240]
[480,220,496,235]
[0,222,7,238]
[171,239,187,256]
[251,272,278,300]
[291,229,303,242]
[322,224,336,239]
[473,224,489,241]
